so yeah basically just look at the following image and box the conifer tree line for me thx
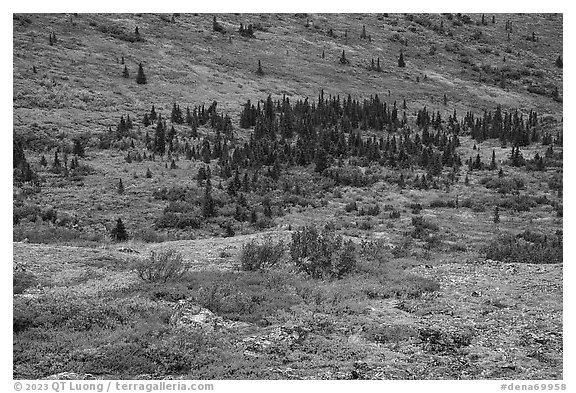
[16,90,558,192]
[87,90,557,189]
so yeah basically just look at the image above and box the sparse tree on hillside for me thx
[256,60,264,76]
[213,16,224,33]
[111,218,128,241]
[339,50,349,64]
[122,65,129,78]
[136,62,147,84]
[154,115,166,155]
[493,206,500,223]
[490,149,497,170]
[555,55,563,68]
[202,179,216,218]
[118,178,125,194]
[73,139,85,158]
[398,52,406,67]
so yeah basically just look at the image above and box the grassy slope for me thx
[14,13,562,137]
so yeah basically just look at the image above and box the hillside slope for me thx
[14,13,562,143]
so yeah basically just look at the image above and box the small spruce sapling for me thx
[136,62,147,84]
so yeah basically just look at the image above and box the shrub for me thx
[480,176,524,194]
[410,216,439,239]
[498,194,536,212]
[290,226,357,279]
[429,199,457,208]
[134,249,189,283]
[345,200,358,212]
[358,219,373,230]
[359,204,380,216]
[408,203,422,214]
[483,230,562,264]
[155,212,201,230]
[391,236,413,258]
[13,270,37,294]
[240,237,285,271]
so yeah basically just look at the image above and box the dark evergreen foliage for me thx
[398,52,406,67]
[136,63,147,84]
[111,218,128,241]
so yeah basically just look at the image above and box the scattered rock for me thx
[169,300,250,332]
[43,372,96,380]
[240,323,310,356]
[118,247,139,254]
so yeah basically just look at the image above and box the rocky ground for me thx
[14,239,562,380]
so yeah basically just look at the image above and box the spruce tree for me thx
[73,139,85,158]
[489,150,497,170]
[118,178,125,194]
[154,116,166,155]
[145,168,152,178]
[52,151,61,173]
[111,218,128,241]
[256,60,264,75]
[398,52,406,68]
[339,50,349,64]
[32,65,37,74]
[136,62,147,84]
[555,55,563,68]
[493,206,500,223]
[202,179,215,218]
[39,155,48,167]
[123,65,129,78]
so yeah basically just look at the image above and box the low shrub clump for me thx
[240,237,285,271]
[134,249,189,283]
[13,270,37,294]
[483,230,562,264]
[410,216,439,239]
[480,176,524,194]
[290,226,356,279]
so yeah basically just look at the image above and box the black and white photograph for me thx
[11,7,567,389]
